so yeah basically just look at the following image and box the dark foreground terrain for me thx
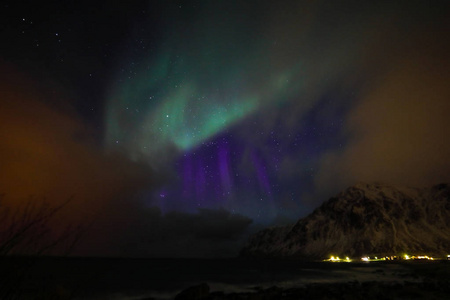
[1,257,449,299]
[175,280,450,300]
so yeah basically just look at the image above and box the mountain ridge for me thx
[241,182,450,259]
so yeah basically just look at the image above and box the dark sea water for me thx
[1,256,448,299]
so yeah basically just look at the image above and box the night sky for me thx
[1,1,449,257]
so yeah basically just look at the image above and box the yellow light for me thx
[345,257,350,261]
[404,254,410,260]
[415,255,434,260]
[417,255,431,260]
[328,256,342,262]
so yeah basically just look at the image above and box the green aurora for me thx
[103,2,318,163]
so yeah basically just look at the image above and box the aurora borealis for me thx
[103,1,368,220]
[1,1,449,256]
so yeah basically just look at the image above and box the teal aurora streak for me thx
[103,3,310,163]
[105,51,302,162]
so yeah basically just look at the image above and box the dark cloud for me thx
[0,62,160,209]
[0,63,158,252]
[315,24,450,195]
[78,206,253,258]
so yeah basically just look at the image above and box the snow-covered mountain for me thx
[241,183,450,259]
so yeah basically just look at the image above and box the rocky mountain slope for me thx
[241,183,450,258]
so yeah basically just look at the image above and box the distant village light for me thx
[327,256,341,262]
[325,253,445,262]
[416,255,433,260]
